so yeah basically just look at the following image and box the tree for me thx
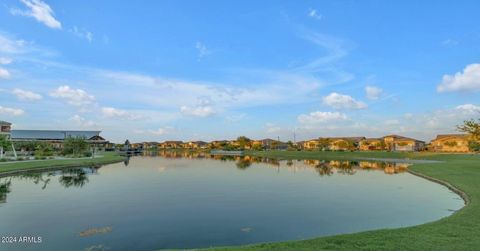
[468,141,480,152]
[0,135,11,159]
[236,136,251,149]
[35,142,54,157]
[458,118,480,140]
[62,137,89,157]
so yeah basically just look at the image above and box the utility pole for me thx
[293,128,296,145]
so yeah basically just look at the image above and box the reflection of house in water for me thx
[383,163,409,174]
[359,161,385,170]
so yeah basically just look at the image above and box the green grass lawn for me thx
[0,151,125,175]
[208,151,480,250]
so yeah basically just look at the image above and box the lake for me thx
[0,154,464,250]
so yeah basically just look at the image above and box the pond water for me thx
[0,153,464,250]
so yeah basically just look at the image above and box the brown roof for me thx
[363,138,382,141]
[324,137,366,142]
[163,141,183,144]
[383,135,425,143]
[434,134,468,140]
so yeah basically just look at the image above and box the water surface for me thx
[0,155,464,250]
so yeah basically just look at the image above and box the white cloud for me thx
[437,64,480,92]
[11,0,62,29]
[12,88,42,101]
[299,33,348,71]
[69,26,93,42]
[456,104,480,114]
[0,68,10,79]
[0,106,24,116]
[69,114,96,128]
[225,113,247,123]
[180,105,215,117]
[0,57,12,65]
[384,119,399,126]
[148,126,175,136]
[101,107,142,120]
[298,111,347,124]
[0,34,28,54]
[308,9,322,20]
[322,92,367,109]
[50,85,95,106]
[365,85,383,100]
[195,42,211,59]
[265,123,281,134]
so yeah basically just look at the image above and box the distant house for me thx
[359,138,384,151]
[328,137,365,151]
[209,140,229,149]
[184,141,208,149]
[431,134,470,152]
[250,140,263,149]
[383,135,425,152]
[10,130,108,149]
[142,142,159,150]
[0,121,11,139]
[259,138,283,149]
[303,139,320,150]
[159,141,184,149]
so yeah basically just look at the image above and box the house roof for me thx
[11,130,101,140]
[163,141,183,144]
[383,134,425,143]
[0,121,12,126]
[324,137,366,142]
[363,138,382,141]
[434,134,468,140]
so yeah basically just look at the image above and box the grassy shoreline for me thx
[0,152,125,177]
[208,150,480,250]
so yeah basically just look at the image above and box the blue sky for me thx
[1,0,480,143]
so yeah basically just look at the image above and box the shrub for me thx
[469,141,480,152]
[35,142,55,157]
[62,137,89,157]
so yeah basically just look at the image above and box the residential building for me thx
[328,137,366,151]
[359,138,385,151]
[383,135,425,152]
[0,121,11,139]
[303,139,320,150]
[209,140,229,149]
[10,130,108,149]
[431,134,470,152]
[159,141,184,149]
[184,141,208,149]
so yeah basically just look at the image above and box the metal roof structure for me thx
[11,130,101,141]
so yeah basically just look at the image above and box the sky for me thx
[0,0,480,143]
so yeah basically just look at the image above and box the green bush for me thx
[62,137,89,157]
[469,141,480,152]
[35,142,55,157]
